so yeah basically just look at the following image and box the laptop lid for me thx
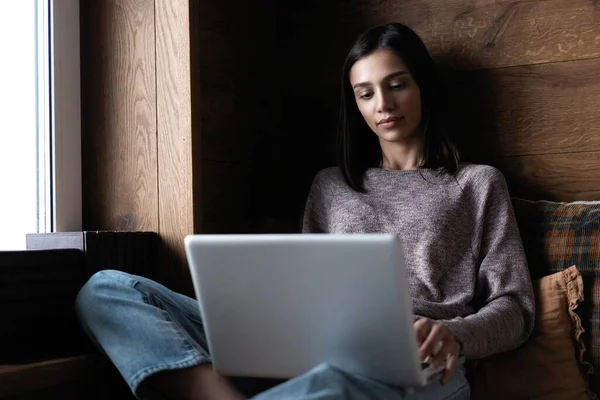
[184,233,428,387]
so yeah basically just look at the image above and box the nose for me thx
[375,89,395,113]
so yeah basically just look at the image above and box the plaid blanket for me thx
[512,199,600,396]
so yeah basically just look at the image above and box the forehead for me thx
[349,48,410,85]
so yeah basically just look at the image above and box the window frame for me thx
[49,0,81,232]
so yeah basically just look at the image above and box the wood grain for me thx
[155,0,195,287]
[452,56,600,157]
[385,0,600,69]
[406,0,600,68]
[288,0,600,70]
[80,0,158,232]
[493,151,600,202]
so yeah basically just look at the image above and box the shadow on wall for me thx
[437,56,502,166]
[250,89,338,234]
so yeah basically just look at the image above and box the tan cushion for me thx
[470,266,592,400]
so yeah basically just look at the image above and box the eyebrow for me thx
[352,71,409,89]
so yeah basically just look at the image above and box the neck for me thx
[379,136,424,170]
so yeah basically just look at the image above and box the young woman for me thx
[76,23,534,400]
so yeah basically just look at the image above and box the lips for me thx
[377,116,402,125]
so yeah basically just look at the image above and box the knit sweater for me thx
[302,163,535,359]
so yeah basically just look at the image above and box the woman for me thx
[76,23,534,400]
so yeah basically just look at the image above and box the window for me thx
[0,0,81,250]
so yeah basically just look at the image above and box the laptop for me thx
[184,233,451,388]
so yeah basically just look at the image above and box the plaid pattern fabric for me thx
[512,199,600,395]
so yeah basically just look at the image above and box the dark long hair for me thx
[338,23,459,192]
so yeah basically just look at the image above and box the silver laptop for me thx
[184,233,447,388]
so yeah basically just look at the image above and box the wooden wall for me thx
[274,0,600,209]
[81,0,159,234]
[80,0,196,290]
[79,0,278,290]
[80,0,600,286]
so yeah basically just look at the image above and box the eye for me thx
[358,91,373,100]
[391,82,406,90]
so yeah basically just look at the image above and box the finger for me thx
[442,352,459,385]
[436,338,459,374]
[430,339,453,369]
[419,323,445,360]
[432,339,444,356]
[429,335,459,369]
[414,318,433,344]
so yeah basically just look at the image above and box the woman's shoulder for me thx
[311,166,345,186]
[455,162,507,188]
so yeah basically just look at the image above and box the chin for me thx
[377,129,416,143]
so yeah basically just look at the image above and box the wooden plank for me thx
[314,0,600,70]
[0,356,93,397]
[492,151,600,202]
[80,0,158,231]
[155,0,195,289]
[452,56,600,157]
[0,355,133,399]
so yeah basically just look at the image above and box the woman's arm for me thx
[442,168,535,359]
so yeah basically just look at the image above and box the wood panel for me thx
[155,0,195,286]
[80,0,158,232]
[384,0,600,69]
[453,56,600,157]
[493,151,600,202]
[287,0,600,70]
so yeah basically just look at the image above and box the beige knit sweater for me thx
[302,163,535,359]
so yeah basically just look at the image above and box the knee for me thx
[75,269,135,321]
[305,363,348,381]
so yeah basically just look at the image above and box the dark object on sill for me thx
[26,231,159,280]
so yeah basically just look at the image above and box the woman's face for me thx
[349,48,422,144]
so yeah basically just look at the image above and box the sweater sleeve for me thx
[301,171,330,233]
[441,168,535,359]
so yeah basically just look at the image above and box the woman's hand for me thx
[414,318,461,385]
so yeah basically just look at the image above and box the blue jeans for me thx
[75,270,470,400]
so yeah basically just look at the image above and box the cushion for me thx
[512,198,600,395]
[470,266,591,400]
